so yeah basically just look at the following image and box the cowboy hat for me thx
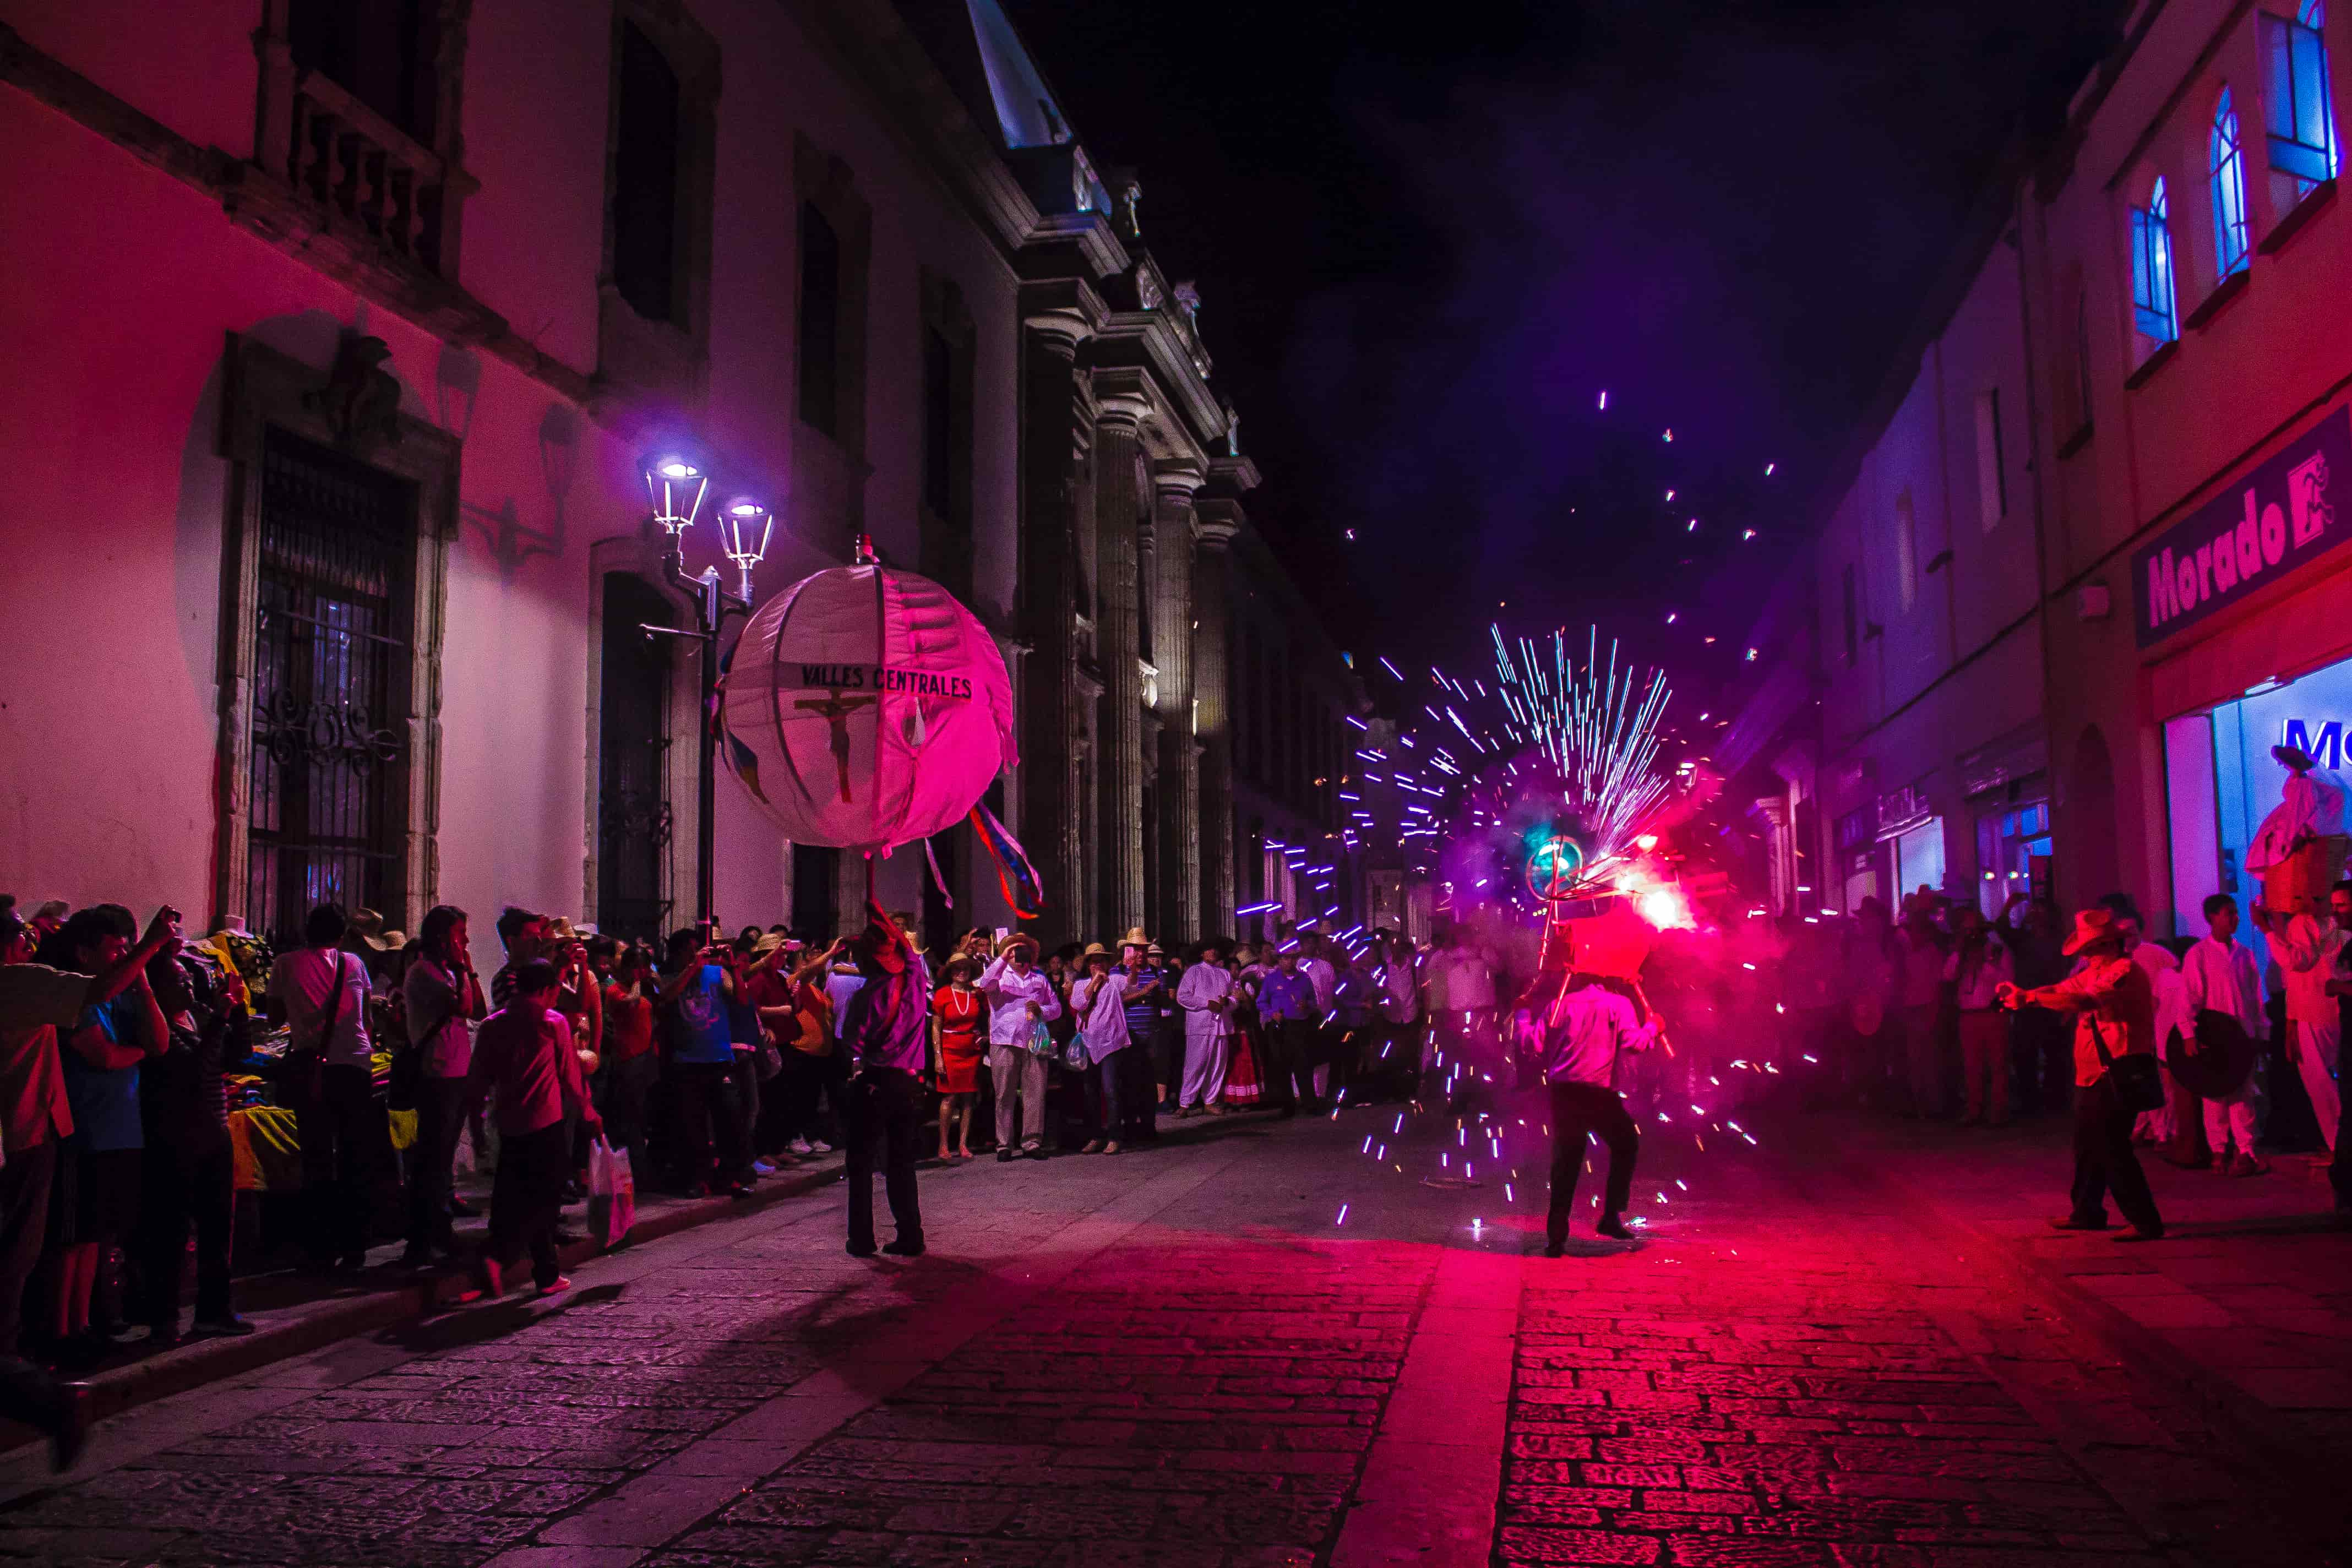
[346,908,393,951]
[753,932,788,955]
[2060,907,2125,956]
[543,916,582,944]
[996,930,1039,959]
[2273,742,2319,772]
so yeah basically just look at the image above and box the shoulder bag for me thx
[2091,1014,2166,1114]
[287,949,350,1106]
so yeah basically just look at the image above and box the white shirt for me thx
[269,946,374,1068]
[825,969,866,1041]
[977,955,1063,1045]
[1942,941,2013,1010]
[2271,913,2346,1023]
[1176,962,1234,1041]
[1428,945,1496,1012]
[1070,971,1131,1061]
[2180,935,2265,1039]
[1531,983,1650,1087]
[1379,956,1419,1023]
[1298,955,1337,1013]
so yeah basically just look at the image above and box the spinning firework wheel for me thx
[1525,836,1585,905]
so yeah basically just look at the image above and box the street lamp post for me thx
[637,450,771,934]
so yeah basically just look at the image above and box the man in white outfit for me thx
[2260,881,2346,1153]
[2180,893,2267,1174]
[1174,941,1234,1115]
[975,933,1061,1161]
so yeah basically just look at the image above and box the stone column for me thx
[1152,461,1205,943]
[1193,508,1240,935]
[1092,399,1149,938]
[1016,315,1093,947]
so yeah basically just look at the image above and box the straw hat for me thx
[997,930,1039,959]
[346,908,393,951]
[2060,907,2125,957]
[1119,926,1151,952]
[543,916,582,944]
[1080,941,1111,960]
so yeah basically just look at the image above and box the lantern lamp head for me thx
[719,496,774,600]
[642,449,709,537]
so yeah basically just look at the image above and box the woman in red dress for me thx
[932,955,985,1159]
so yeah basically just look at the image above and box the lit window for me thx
[2212,88,2252,277]
[2264,2,2339,193]
[2131,178,2179,343]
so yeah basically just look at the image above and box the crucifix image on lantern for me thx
[717,537,1020,858]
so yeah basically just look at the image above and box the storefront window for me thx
[1893,818,1946,905]
[1976,802,2052,918]
[2168,657,2352,945]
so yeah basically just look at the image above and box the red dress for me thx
[934,986,984,1093]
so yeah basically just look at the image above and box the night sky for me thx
[1008,0,2124,709]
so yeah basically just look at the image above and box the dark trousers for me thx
[1117,1045,1158,1141]
[1269,1020,1321,1110]
[135,1138,233,1328]
[668,1059,748,1191]
[1153,1020,1185,1099]
[482,1121,569,1290]
[842,1067,923,1251]
[2069,1076,2164,1234]
[0,1140,56,1356]
[1081,1052,1123,1139]
[297,1063,390,1264]
[134,1133,232,1335]
[602,1052,658,1180]
[407,1075,470,1250]
[730,1053,763,1157]
[1548,1081,1639,1243]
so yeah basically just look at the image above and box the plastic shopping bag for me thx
[587,1136,636,1249]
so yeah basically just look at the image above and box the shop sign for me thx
[2135,406,2352,646]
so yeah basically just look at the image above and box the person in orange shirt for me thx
[1999,908,2164,1242]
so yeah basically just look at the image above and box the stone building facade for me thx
[0,0,1343,951]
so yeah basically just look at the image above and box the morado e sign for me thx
[2135,406,2352,646]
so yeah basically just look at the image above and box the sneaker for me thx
[2231,1154,2272,1177]
[535,1276,572,1298]
[789,1137,814,1156]
[193,1314,257,1338]
[752,1159,776,1177]
[815,1140,840,1153]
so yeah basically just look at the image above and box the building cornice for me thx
[785,0,1066,266]
[0,22,604,409]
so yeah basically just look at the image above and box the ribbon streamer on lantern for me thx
[969,802,1043,919]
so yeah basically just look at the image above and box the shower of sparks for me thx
[1491,625,1674,856]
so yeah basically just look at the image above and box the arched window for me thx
[2131,178,2178,344]
[2265,0,2340,194]
[2212,89,2251,277]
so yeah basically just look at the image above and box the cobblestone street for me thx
[2,1105,2346,1568]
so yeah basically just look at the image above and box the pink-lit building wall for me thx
[0,0,1023,937]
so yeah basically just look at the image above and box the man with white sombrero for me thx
[976,931,1060,1160]
[1999,908,2165,1242]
